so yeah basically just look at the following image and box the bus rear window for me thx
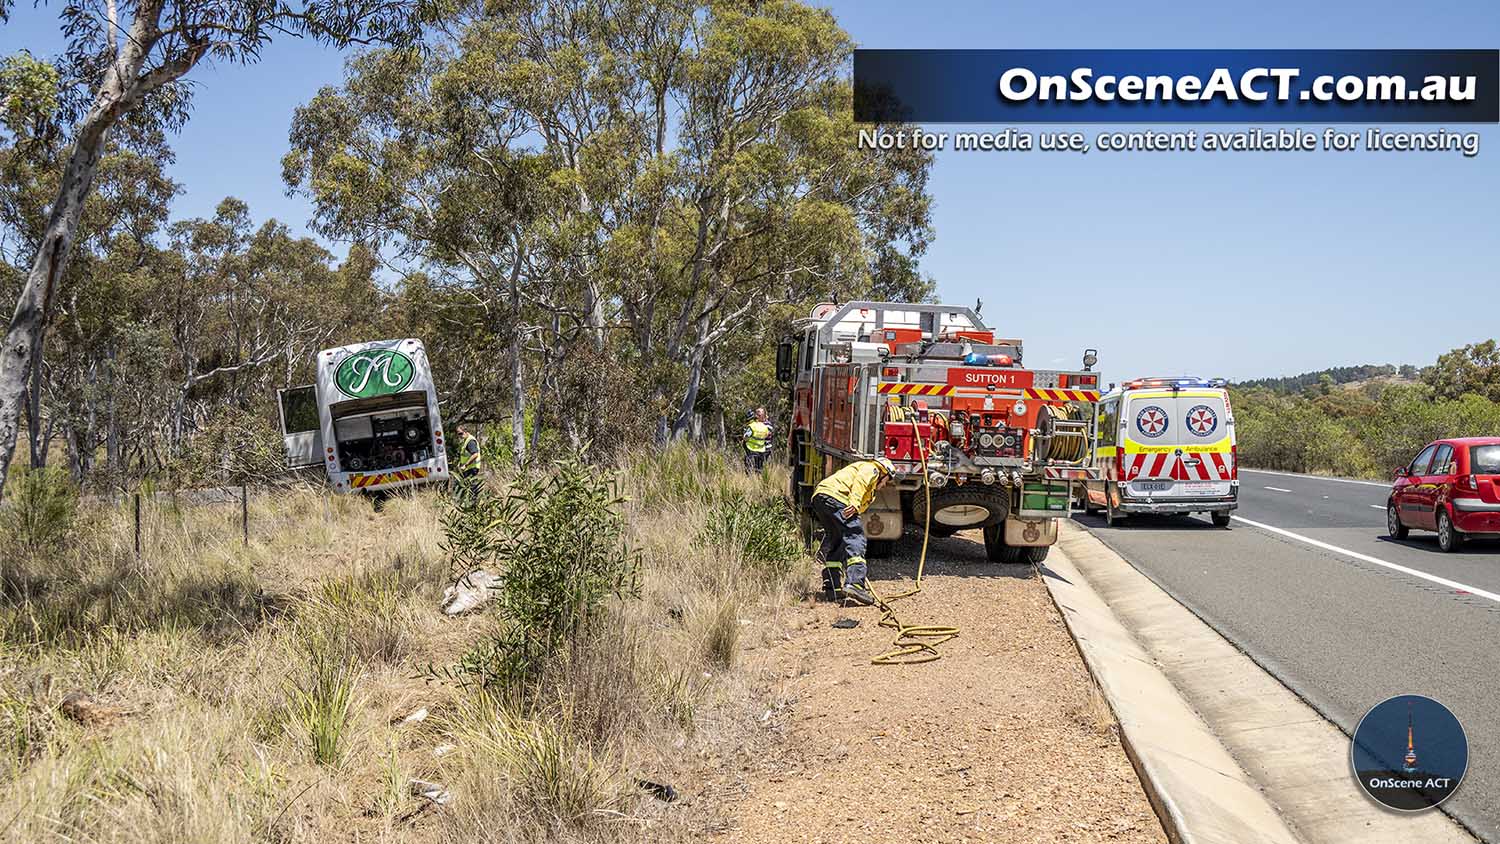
[1470,445,1500,474]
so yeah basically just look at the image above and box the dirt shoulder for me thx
[699,530,1167,844]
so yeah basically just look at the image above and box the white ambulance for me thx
[278,338,451,494]
[1078,377,1237,527]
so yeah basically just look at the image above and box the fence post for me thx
[133,493,141,561]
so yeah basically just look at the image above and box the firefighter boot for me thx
[820,563,843,601]
[840,559,875,606]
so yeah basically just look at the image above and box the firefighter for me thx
[811,456,896,606]
[455,424,482,494]
[742,406,773,473]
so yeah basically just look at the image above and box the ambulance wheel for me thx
[1210,511,1232,528]
[867,540,895,559]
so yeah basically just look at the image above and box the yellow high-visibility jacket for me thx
[743,420,772,453]
[814,461,883,513]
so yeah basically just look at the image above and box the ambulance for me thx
[1078,376,1237,526]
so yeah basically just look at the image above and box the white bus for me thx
[278,338,451,494]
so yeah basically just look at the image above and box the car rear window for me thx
[1470,445,1500,474]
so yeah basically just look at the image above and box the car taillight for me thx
[1457,474,1479,493]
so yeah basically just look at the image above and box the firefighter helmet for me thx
[873,456,897,476]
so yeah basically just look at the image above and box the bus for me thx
[278,338,451,494]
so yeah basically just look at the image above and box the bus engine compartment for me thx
[333,406,435,472]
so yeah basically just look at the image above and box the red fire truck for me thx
[776,301,1103,562]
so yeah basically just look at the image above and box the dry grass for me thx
[0,447,805,843]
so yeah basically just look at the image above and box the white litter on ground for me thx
[440,570,499,615]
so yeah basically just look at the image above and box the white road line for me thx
[1264,486,1292,493]
[1239,468,1389,488]
[1369,504,1386,510]
[1231,515,1500,605]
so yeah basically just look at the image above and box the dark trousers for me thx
[811,493,867,566]
[743,449,769,473]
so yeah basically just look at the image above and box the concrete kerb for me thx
[1044,521,1476,844]
[1042,526,1301,844]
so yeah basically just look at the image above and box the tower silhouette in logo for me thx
[1403,702,1419,774]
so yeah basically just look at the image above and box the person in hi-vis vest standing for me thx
[742,406,774,473]
[455,424,482,494]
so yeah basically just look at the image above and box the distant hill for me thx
[1235,364,1420,394]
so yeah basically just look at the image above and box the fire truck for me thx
[776,301,1103,563]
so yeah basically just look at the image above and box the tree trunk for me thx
[509,266,526,468]
[671,328,710,440]
[25,358,46,468]
[0,0,183,497]
[0,132,108,497]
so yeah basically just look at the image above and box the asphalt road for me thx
[1075,467,1500,842]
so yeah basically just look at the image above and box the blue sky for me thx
[3,1,1496,381]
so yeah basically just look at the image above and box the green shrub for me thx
[444,456,640,691]
[696,490,801,578]
[0,465,79,564]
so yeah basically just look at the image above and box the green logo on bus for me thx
[335,349,415,398]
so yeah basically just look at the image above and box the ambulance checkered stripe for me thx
[1121,452,1234,481]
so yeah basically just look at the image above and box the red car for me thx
[1387,437,1500,552]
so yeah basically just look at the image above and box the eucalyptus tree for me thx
[288,0,934,450]
[0,0,420,497]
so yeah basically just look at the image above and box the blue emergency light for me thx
[1123,376,1228,389]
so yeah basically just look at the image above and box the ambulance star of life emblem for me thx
[1186,405,1218,437]
[1134,405,1168,438]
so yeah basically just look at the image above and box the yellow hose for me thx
[867,419,960,665]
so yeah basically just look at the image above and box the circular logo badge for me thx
[1134,405,1169,439]
[1185,404,1219,437]
[1351,694,1467,812]
[335,349,415,399]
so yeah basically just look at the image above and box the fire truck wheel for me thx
[867,540,895,559]
[1076,485,1102,516]
[795,504,818,552]
[913,487,1009,533]
[982,524,1024,563]
[1105,498,1127,527]
[1024,545,1050,563]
